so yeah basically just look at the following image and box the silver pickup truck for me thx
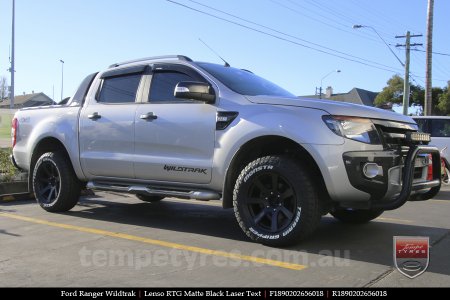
[11,55,441,246]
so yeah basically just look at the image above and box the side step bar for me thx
[86,181,221,201]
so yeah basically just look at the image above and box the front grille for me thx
[374,121,431,183]
[375,125,416,151]
[372,119,419,152]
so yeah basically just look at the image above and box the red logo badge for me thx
[394,236,429,278]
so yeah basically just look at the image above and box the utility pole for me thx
[396,32,422,115]
[10,0,15,109]
[425,0,434,116]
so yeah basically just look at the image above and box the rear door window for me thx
[98,74,142,103]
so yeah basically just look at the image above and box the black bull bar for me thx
[372,145,441,210]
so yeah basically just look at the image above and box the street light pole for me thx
[60,60,64,102]
[354,25,422,115]
[320,70,341,99]
[10,0,15,109]
[353,25,404,67]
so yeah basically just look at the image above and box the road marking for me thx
[0,212,307,271]
[377,217,413,223]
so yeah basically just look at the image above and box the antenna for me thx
[199,38,230,67]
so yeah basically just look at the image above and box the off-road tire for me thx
[233,155,321,247]
[32,151,81,212]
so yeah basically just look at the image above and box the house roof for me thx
[301,87,379,106]
[0,92,54,107]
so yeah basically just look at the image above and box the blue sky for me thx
[1,0,449,102]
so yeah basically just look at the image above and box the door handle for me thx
[88,112,101,120]
[140,112,158,121]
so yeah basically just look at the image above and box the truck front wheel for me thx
[233,156,321,247]
[32,151,81,212]
[331,208,384,224]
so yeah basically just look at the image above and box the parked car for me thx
[413,116,450,162]
[413,116,450,184]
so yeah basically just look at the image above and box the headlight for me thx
[322,115,381,144]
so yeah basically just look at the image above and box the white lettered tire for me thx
[233,156,321,247]
[33,151,81,212]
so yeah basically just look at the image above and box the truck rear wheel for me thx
[33,151,81,212]
[233,156,321,247]
[331,208,384,224]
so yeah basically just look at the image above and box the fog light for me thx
[363,163,382,179]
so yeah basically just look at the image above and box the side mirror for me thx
[174,81,215,103]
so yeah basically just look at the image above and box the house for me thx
[301,87,379,107]
[0,92,55,109]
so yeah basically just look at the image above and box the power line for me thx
[410,73,425,86]
[303,0,359,25]
[433,58,450,79]
[411,50,450,80]
[270,0,385,45]
[189,0,381,51]
[318,0,401,40]
[404,73,448,82]
[410,47,450,79]
[290,0,397,44]
[411,48,450,57]
[285,0,357,30]
[348,0,422,35]
[170,0,402,73]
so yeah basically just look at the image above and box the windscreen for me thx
[197,62,295,97]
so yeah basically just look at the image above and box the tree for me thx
[374,75,427,107]
[374,75,404,107]
[437,81,450,115]
[375,75,449,115]
[0,76,8,100]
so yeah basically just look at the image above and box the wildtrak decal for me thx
[164,165,208,175]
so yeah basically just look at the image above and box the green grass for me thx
[0,147,18,182]
[0,113,13,139]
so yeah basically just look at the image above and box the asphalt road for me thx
[1,187,449,287]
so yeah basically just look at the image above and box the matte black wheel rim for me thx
[35,161,61,204]
[243,172,297,233]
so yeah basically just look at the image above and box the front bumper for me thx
[343,145,441,210]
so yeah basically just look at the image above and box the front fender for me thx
[210,105,344,190]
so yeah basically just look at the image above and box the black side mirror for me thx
[174,81,215,103]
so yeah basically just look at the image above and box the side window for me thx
[430,119,450,137]
[98,74,141,103]
[149,71,195,102]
